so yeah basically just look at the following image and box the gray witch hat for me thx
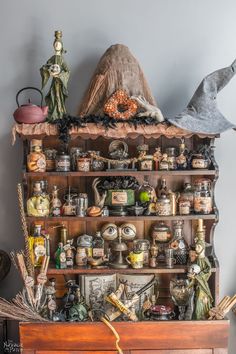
[168,60,236,134]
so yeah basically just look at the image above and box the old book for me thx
[80,273,155,314]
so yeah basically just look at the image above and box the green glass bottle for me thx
[55,242,66,269]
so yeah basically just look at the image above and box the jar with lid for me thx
[55,152,71,172]
[151,221,172,243]
[194,179,212,214]
[139,155,154,171]
[70,147,83,171]
[27,139,46,172]
[170,220,188,265]
[166,147,177,170]
[44,148,57,171]
[133,239,150,265]
[88,151,105,171]
[191,153,209,169]
[77,155,91,172]
[179,182,194,212]
[159,153,169,171]
[156,195,171,216]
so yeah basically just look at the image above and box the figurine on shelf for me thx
[62,280,88,322]
[187,219,213,320]
[92,178,107,209]
[40,31,70,121]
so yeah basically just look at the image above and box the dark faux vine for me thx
[49,114,165,143]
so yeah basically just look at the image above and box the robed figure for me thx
[40,31,70,121]
[188,224,213,320]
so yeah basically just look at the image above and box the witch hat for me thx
[168,60,236,134]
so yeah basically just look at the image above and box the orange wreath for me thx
[104,90,138,119]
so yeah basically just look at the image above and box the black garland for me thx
[49,114,165,143]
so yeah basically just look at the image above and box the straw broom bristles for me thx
[0,295,48,322]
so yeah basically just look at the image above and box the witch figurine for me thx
[40,30,70,121]
[187,220,213,320]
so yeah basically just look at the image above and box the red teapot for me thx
[13,87,48,124]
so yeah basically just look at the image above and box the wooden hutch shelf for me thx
[16,122,228,354]
[23,169,217,177]
[26,214,217,222]
[47,264,217,275]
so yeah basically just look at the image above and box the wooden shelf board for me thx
[23,169,217,177]
[47,265,217,275]
[26,214,217,222]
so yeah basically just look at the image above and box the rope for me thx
[100,316,123,354]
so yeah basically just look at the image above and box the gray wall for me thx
[0,0,236,351]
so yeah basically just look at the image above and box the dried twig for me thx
[17,183,34,277]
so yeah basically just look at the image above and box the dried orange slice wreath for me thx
[104,90,138,119]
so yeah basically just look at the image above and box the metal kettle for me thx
[13,86,48,124]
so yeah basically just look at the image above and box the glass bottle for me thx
[158,178,168,198]
[176,140,188,170]
[194,179,212,215]
[138,181,157,204]
[27,181,50,217]
[27,139,46,172]
[170,220,189,265]
[30,224,46,267]
[92,231,105,257]
[50,185,62,217]
[166,147,177,170]
[179,182,194,212]
[55,242,67,269]
[159,153,169,171]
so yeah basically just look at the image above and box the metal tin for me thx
[55,154,71,172]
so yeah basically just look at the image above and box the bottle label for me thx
[153,231,170,242]
[34,245,46,257]
[194,197,212,213]
[93,248,104,257]
[192,159,207,169]
[111,191,128,205]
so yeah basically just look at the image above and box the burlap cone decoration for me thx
[78,44,157,117]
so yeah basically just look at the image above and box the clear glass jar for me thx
[191,153,209,169]
[44,148,57,172]
[156,195,171,216]
[166,147,177,170]
[194,179,212,214]
[139,155,154,171]
[179,182,194,212]
[27,139,46,172]
[138,181,157,204]
[170,220,188,265]
[151,221,172,243]
[159,153,169,171]
[27,181,50,217]
[89,151,105,171]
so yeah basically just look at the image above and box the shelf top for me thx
[47,265,217,275]
[24,169,217,177]
[12,122,218,143]
[26,214,217,222]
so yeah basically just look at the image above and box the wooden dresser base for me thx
[20,320,229,354]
